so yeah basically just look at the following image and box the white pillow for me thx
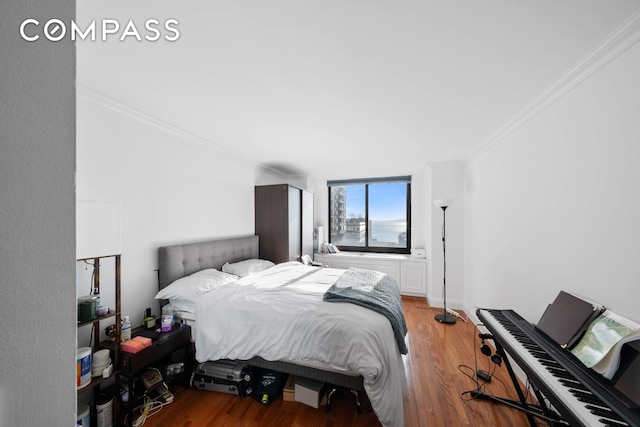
[222,259,275,277]
[154,269,238,302]
[191,268,235,279]
[166,299,196,314]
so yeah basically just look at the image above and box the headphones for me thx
[479,333,502,366]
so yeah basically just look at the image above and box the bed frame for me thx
[157,235,365,392]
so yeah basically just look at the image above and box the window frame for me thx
[327,176,411,254]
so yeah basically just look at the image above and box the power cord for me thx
[124,368,174,427]
[459,323,491,400]
[126,394,172,427]
[446,307,468,322]
[82,260,95,295]
[458,329,555,427]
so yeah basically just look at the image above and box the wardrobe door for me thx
[255,184,314,264]
[288,186,301,262]
[255,184,289,263]
[301,189,314,258]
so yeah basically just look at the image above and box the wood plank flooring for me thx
[133,297,537,426]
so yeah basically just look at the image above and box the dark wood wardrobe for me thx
[254,184,314,264]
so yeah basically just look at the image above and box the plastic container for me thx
[142,307,156,329]
[96,396,113,427]
[77,404,90,426]
[162,305,176,324]
[77,347,92,389]
[121,316,131,343]
[93,349,110,365]
[161,314,173,332]
[77,295,98,322]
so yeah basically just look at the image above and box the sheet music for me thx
[571,310,640,379]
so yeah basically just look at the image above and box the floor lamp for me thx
[434,199,456,324]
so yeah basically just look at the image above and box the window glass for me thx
[328,178,410,253]
[329,185,365,247]
[368,183,408,249]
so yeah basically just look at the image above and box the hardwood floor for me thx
[133,297,537,426]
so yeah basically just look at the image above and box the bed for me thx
[157,235,408,427]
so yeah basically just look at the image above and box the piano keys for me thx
[476,308,640,427]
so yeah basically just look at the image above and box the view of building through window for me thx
[329,179,410,253]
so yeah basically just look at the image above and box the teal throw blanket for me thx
[323,267,408,354]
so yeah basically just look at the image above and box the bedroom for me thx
[2,1,640,426]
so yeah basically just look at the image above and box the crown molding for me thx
[77,83,213,149]
[468,8,640,162]
[76,83,287,178]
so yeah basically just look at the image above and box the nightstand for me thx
[108,323,191,426]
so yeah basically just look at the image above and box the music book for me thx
[535,291,604,349]
[571,310,640,379]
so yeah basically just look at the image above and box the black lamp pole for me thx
[435,204,456,324]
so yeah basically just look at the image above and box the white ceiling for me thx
[77,1,640,181]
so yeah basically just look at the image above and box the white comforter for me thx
[195,262,408,427]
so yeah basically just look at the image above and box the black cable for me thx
[83,260,95,295]
[459,322,492,402]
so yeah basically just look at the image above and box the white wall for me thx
[0,0,77,425]
[76,92,281,327]
[465,35,640,324]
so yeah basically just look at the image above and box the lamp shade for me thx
[433,198,453,209]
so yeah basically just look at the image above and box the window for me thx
[328,176,411,254]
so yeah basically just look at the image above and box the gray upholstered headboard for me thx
[156,233,366,392]
[157,235,259,290]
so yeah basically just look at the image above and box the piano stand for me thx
[466,339,566,426]
[469,390,567,425]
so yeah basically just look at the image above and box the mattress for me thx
[165,305,361,377]
[194,262,408,427]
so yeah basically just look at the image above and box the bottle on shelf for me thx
[121,316,131,343]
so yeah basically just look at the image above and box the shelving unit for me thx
[102,324,192,426]
[77,254,122,425]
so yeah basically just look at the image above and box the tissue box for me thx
[294,377,324,409]
[411,248,426,258]
[121,336,152,354]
